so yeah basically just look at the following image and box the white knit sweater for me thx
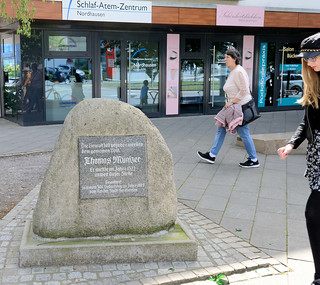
[223,65,252,105]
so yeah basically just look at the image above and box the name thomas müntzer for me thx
[84,155,141,166]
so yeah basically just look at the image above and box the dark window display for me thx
[44,58,92,122]
[20,30,44,124]
[185,38,201,53]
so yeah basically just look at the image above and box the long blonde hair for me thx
[297,59,320,108]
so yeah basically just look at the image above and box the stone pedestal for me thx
[20,219,198,267]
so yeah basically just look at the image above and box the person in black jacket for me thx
[278,32,320,285]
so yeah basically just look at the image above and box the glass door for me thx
[126,40,159,113]
[100,40,121,100]
[180,59,204,114]
[99,38,160,114]
[209,41,236,110]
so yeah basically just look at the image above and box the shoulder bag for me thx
[240,93,261,126]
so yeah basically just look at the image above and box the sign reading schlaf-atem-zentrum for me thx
[62,0,152,23]
[79,136,148,199]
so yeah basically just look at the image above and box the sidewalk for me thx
[0,109,314,285]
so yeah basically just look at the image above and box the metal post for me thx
[279,46,285,105]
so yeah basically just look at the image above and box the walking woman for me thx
[198,48,259,168]
[277,32,320,285]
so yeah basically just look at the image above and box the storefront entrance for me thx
[179,35,240,115]
[178,34,304,116]
[0,27,307,126]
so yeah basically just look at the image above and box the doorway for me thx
[180,59,204,114]
[207,41,237,112]
[99,36,161,114]
[179,35,240,115]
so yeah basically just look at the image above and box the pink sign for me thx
[166,34,180,115]
[217,5,264,27]
[242,35,255,87]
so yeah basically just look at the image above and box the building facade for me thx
[1,0,320,125]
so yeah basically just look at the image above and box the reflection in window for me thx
[100,40,121,101]
[20,30,44,124]
[2,35,21,119]
[210,42,235,108]
[44,58,92,122]
[48,36,87,52]
[185,38,201,53]
[278,43,302,106]
[127,40,159,113]
[3,37,14,54]
[180,59,204,114]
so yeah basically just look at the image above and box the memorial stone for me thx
[32,98,177,239]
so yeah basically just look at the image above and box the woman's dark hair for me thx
[226,48,241,65]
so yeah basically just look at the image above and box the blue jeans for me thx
[210,125,257,160]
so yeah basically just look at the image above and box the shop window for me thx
[2,35,21,120]
[127,40,159,113]
[20,30,44,124]
[100,40,121,101]
[44,58,92,122]
[185,38,201,53]
[257,42,302,108]
[278,43,302,106]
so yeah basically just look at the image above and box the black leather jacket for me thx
[288,105,320,148]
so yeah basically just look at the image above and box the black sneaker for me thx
[197,151,215,164]
[311,279,320,285]
[239,158,260,168]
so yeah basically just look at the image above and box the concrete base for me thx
[236,132,307,155]
[19,219,198,267]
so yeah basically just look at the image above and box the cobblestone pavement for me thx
[0,183,289,285]
[0,112,306,284]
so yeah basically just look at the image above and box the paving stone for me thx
[20,273,34,282]
[140,277,158,284]
[35,274,51,281]
[53,273,67,280]
[83,272,98,279]
[125,281,142,285]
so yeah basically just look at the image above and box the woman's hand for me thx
[224,101,233,108]
[277,144,294,159]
